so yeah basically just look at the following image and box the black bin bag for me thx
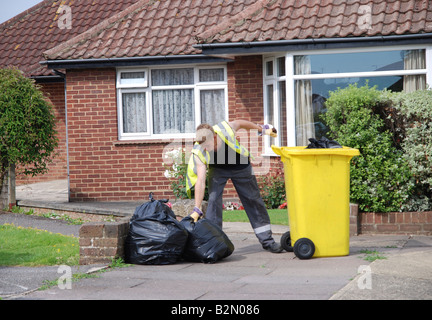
[180,216,234,264]
[125,195,188,265]
[306,137,342,149]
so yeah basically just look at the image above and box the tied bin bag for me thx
[125,194,188,265]
[180,216,234,264]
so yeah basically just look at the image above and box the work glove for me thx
[190,206,203,222]
[259,124,278,138]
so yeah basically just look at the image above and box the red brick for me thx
[377,224,399,233]
[79,238,92,247]
[400,224,422,232]
[427,212,432,224]
[396,212,404,224]
[79,223,104,238]
[360,224,376,233]
[404,212,412,223]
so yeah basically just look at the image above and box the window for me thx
[151,68,195,135]
[264,48,430,150]
[117,69,149,138]
[119,71,147,87]
[263,57,287,154]
[117,66,227,140]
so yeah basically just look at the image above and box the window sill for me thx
[114,138,194,146]
[261,152,279,157]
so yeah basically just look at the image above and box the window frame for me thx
[117,68,148,89]
[264,45,432,152]
[263,56,286,155]
[117,87,151,138]
[116,64,228,141]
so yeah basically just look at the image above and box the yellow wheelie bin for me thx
[272,146,360,259]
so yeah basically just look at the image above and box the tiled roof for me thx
[196,0,432,43]
[43,0,257,61]
[0,0,140,76]
[44,0,432,62]
[2,0,432,77]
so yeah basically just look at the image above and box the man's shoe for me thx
[263,242,284,253]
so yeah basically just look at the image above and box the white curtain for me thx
[199,68,224,82]
[151,68,195,134]
[200,69,226,125]
[152,89,194,134]
[151,68,194,86]
[294,56,315,146]
[404,49,426,92]
[200,89,225,124]
[278,80,287,146]
[122,92,146,133]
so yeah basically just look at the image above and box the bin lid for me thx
[271,145,360,158]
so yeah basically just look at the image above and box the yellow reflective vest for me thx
[186,121,251,198]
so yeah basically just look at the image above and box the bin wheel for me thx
[280,231,293,252]
[294,238,315,260]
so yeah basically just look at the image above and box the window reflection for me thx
[293,49,426,145]
[295,50,425,75]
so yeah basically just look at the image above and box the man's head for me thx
[196,123,217,151]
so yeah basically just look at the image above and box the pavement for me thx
[0,179,431,302]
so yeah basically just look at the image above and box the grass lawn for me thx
[223,209,289,226]
[0,223,79,267]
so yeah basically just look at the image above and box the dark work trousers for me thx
[206,164,276,248]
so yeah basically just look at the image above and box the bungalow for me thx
[1,0,432,202]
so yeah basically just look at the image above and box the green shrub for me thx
[396,89,432,210]
[323,84,414,212]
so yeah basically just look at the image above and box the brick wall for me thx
[65,57,274,202]
[79,218,129,265]
[228,55,263,122]
[66,68,172,201]
[16,81,68,184]
[359,210,432,235]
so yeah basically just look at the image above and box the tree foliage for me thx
[0,67,58,181]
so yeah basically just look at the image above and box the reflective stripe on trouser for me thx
[206,164,275,247]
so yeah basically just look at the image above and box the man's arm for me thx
[229,120,262,133]
[229,120,277,137]
[194,155,207,210]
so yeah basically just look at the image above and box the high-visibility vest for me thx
[213,121,252,160]
[185,121,251,198]
[186,143,210,199]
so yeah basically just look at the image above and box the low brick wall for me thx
[350,204,432,236]
[359,210,432,235]
[79,218,129,265]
